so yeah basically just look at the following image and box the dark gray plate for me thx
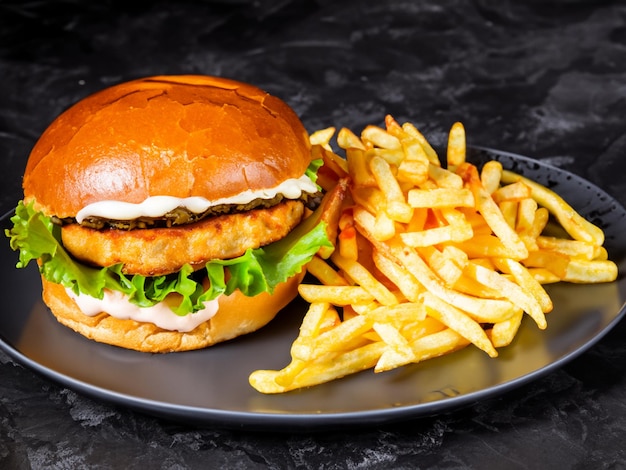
[1,148,625,431]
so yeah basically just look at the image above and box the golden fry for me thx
[409,328,470,362]
[361,125,402,150]
[421,292,498,357]
[501,170,605,245]
[309,126,336,149]
[490,308,524,348]
[492,181,532,203]
[429,164,464,189]
[369,155,413,223]
[331,252,398,306]
[480,160,503,194]
[298,285,375,305]
[372,250,424,302]
[536,236,602,261]
[407,188,474,208]
[447,122,466,169]
[306,255,350,286]
[563,259,618,283]
[337,127,366,150]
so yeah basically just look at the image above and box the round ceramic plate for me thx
[1,148,625,431]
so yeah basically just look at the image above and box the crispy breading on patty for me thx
[61,200,305,276]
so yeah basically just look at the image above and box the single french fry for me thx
[346,147,377,187]
[490,308,524,348]
[421,292,498,357]
[407,207,428,233]
[451,234,522,259]
[362,125,402,150]
[338,211,359,261]
[372,250,424,302]
[384,114,404,135]
[409,328,470,362]
[309,126,336,149]
[337,127,366,150]
[527,268,562,284]
[563,259,618,283]
[369,155,413,223]
[316,177,350,259]
[447,122,466,169]
[365,302,428,324]
[492,181,532,203]
[516,197,539,251]
[501,170,605,245]
[429,164,464,189]
[298,285,375,305]
[480,160,503,194]
[318,145,349,177]
[307,255,350,286]
[536,236,603,261]
[331,252,398,306]
[407,187,474,208]
[499,200,518,229]
[373,210,397,241]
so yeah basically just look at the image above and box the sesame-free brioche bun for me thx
[23,74,312,219]
[41,271,305,353]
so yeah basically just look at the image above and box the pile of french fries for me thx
[249,115,618,394]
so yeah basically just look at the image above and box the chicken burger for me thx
[6,75,331,352]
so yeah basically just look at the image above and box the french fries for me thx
[249,116,618,394]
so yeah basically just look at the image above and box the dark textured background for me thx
[1,1,626,468]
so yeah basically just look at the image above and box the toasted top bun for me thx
[23,75,312,218]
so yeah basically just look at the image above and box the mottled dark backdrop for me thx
[1,1,626,468]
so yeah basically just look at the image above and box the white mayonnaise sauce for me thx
[66,288,219,332]
[75,174,317,223]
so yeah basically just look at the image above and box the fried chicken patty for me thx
[61,200,305,276]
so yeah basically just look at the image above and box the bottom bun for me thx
[41,272,305,353]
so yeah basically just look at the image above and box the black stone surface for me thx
[1,1,626,468]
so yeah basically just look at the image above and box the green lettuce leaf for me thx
[6,200,332,316]
[306,158,323,185]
